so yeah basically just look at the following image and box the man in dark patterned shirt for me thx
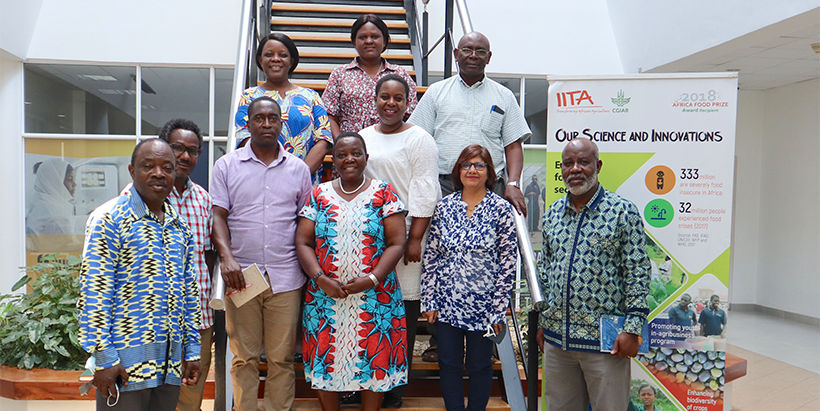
[536,137,650,411]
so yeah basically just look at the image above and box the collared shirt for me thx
[78,186,201,392]
[408,75,531,175]
[322,58,418,133]
[668,305,697,326]
[235,86,333,184]
[699,307,726,336]
[210,142,312,293]
[121,180,214,330]
[537,184,650,353]
[421,191,519,331]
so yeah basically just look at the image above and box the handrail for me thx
[454,0,473,34]
[404,0,426,86]
[513,213,543,305]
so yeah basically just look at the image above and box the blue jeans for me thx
[436,321,494,411]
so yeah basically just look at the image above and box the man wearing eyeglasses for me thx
[119,119,215,411]
[409,32,531,206]
[408,31,531,364]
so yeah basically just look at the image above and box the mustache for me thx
[149,178,168,186]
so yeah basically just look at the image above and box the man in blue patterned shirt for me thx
[78,139,201,411]
[536,138,650,411]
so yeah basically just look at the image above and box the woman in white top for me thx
[360,73,440,408]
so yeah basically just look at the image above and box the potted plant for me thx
[0,254,86,370]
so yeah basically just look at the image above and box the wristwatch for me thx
[311,271,324,281]
[507,181,521,189]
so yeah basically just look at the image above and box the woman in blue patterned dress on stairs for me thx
[234,32,332,185]
[421,144,519,411]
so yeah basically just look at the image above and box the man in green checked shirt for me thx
[536,137,650,411]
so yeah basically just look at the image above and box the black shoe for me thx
[381,394,403,409]
[340,391,361,405]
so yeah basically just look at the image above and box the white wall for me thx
[0,51,25,295]
[605,0,819,73]
[417,0,623,76]
[0,0,44,59]
[730,90,765,304]
[26,0,242,65]
[756,78,820,318]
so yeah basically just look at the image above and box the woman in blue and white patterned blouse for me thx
[420,144,519,411]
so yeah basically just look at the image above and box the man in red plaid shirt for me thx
[124,119,215,411]
[160,119,215,411]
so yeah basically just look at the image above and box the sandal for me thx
[421,346,438,362]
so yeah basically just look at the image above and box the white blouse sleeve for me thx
[406,126,441,218]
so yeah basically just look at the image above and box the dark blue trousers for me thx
[436,321,494,411]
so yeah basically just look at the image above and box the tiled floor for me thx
[727,310,820,411]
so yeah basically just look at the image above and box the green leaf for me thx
[11,275,31,292]
[55,345,71,358]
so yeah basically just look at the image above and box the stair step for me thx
[272,3,407,17]
[297,46,410,55]
[290,34,411,50]
[257,356,500,372]
[301,51,412,60]
[293,397,511,411]
[272,19,409,35]
[279,30,410,40]
[274,0,404,7]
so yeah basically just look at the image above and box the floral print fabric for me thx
[299,180,408,392]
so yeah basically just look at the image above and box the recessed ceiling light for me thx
[76,74,118,81]
[57,114,66,118]
[726,69,741,72]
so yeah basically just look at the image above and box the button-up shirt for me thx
[210,142,312,293]
[78,186,201,392]
[322,58,418,134]
[408,75,531,175]
[537,184,650,352]
[121,180,214,329]
[421,191,519,331]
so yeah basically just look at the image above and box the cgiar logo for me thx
[611,90,630,113]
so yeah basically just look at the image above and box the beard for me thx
[564,171,598,196]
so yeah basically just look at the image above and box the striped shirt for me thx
[408,75,531,175]
[78,186,201,392]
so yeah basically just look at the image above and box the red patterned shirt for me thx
[121,181,214,329]
[322,58,418,133]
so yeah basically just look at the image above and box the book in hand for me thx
[227,263,269,308]
[600,315,650,354]
[79,368,94,382]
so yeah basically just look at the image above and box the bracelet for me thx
[311,271,324,281]
[367,274,379,288]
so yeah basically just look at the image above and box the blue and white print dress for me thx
[420,191,519,331]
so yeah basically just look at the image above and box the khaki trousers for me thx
[226,287,301,411]
[543,342,630,411]
[176,327,213,411]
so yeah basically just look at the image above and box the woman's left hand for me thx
[403,238,422,264]
[493,323,505,336]
[342,277,375,295]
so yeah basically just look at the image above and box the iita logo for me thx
[610,90,630,113]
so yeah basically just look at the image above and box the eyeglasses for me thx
[459,48,489,58]
[460,161,487,171]
[170,143,201,158]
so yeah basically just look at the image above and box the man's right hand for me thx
[422,310,438,324]
[93,363,128,400]
[536,328,545,352]
[316,275,347,299]
[220,256,245,291]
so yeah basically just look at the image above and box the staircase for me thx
[268,0,418,92]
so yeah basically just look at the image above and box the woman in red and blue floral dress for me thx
[295,132,408,411]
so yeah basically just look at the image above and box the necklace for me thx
[339,178,366,194]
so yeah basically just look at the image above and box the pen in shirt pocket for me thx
[491,105,505,115]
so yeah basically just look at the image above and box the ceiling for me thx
[650,10,820,90]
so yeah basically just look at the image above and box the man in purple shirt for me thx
[211,96,312,411]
